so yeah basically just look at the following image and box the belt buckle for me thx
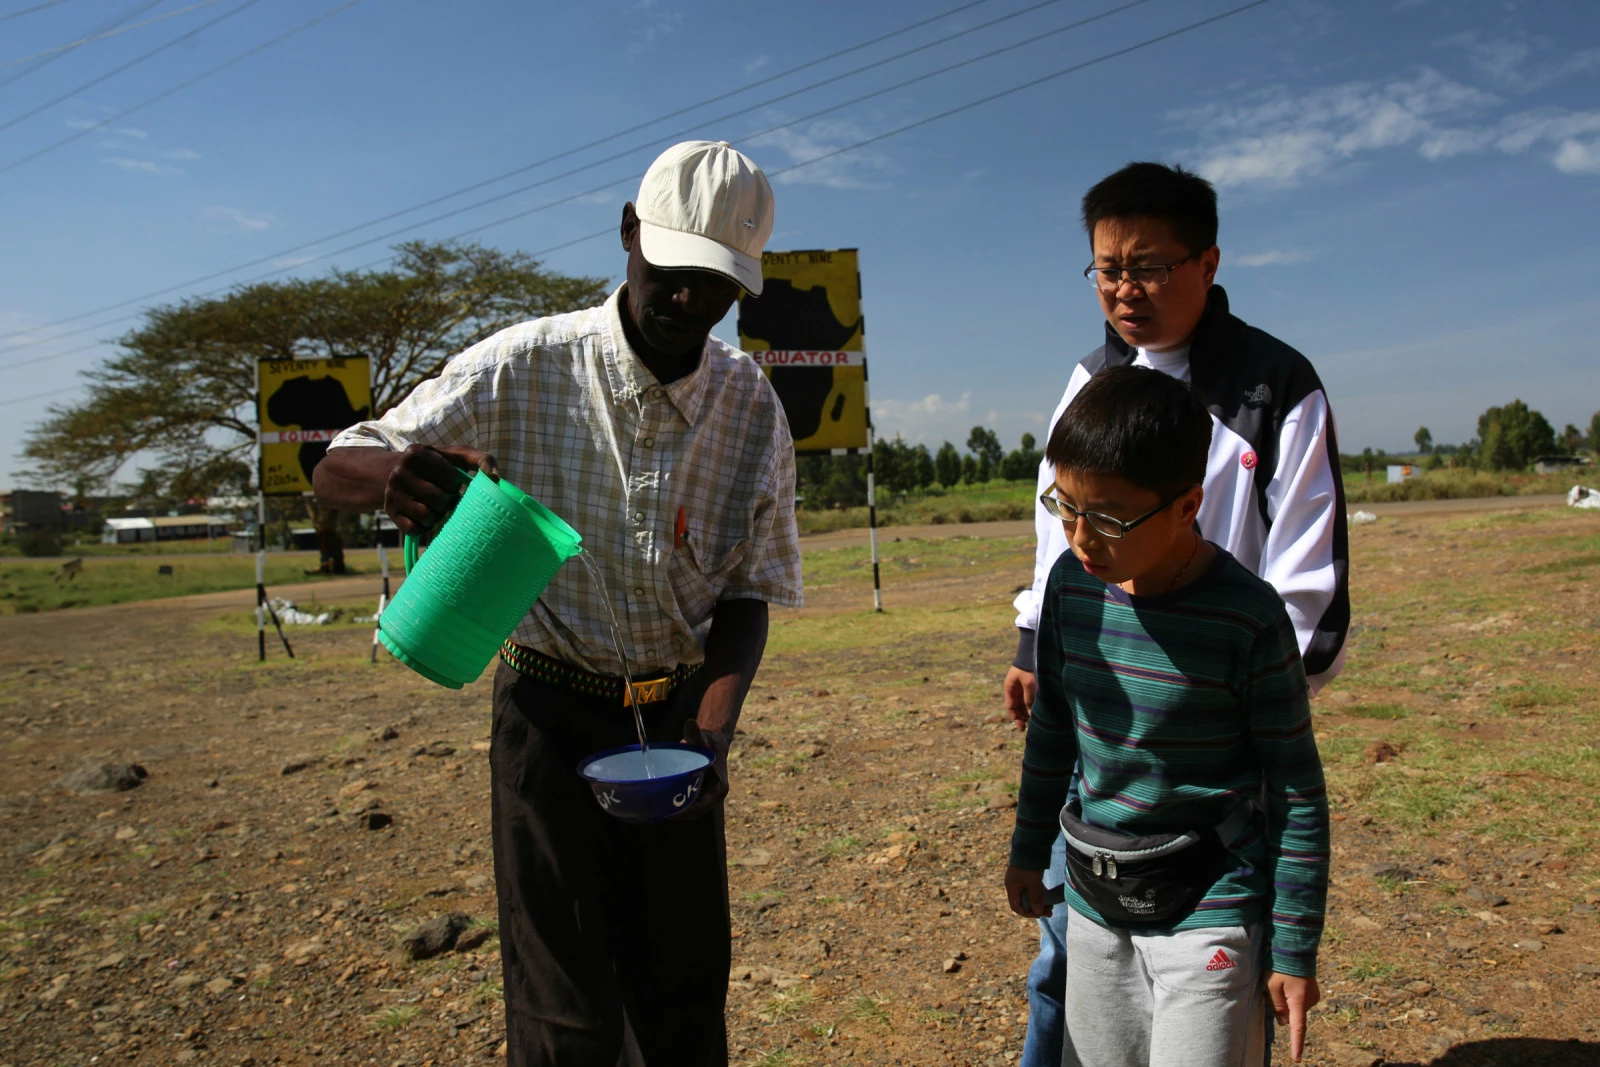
[623,676,670,706]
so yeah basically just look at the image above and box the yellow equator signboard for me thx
[738,248,868,453]
[257,356,371,496]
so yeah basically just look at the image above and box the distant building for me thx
[102,515,232,544]
[1534,455,1588,474]
[0,489,66,532]
[1386,464,1416,484]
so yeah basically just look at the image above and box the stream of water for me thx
[577,549,654,778]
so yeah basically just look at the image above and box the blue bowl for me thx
[578,743,715,823]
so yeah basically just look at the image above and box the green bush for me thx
[16,530,63,557]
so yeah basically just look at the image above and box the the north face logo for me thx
[1206,949,1235,971]
[1245,384,1272,405]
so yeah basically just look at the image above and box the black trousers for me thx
[489,661,730,1067]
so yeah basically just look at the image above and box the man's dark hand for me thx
[674,720,730,819]
[384,443,499,536]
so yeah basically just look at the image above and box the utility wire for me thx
[0,0,365,175]
[0,0,1121,353]
[1,0,1272,384]
[0,0,167,93]
[0,385,78,407]
[0,0,265,135]
[0,0,224,71]
[0,0,1020,345]
[0,0,74,23]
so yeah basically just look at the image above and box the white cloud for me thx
[104,156,179,175]
[872,392,972,445]
[745,54,769,75]
[1443,31,1600,93]
[1554,137,1600,176]
[625,3,682,59]
[163,148,200,161]
[748,116,893,189]
[1231,249,1313,268]
[1177,65,1600,187]
[203,206,273,232]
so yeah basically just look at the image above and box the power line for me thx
[0,0,224,71]
[0,0,265,136]
[2,0,1273,390]
[0,0,1123,354]
[0,0,1020,346]
[0,0,365,175]
[0,384,78,407]
[0,0,75,23]
[0,0,167,92]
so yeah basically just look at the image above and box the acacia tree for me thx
[24,241,608,499]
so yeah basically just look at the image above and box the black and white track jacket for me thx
[1012,285,1351,692]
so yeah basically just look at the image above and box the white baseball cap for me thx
[634,140,775,295]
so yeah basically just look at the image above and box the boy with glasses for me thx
[1005,161,1349,1067]
[1005,365,1329,1066]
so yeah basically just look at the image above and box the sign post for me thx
[738,249,881,610]
[370,518,390,664]
[255,355,373,659]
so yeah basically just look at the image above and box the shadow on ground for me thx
[1390,1038,1600,1066]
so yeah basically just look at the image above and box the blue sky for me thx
[2,0,1598,489]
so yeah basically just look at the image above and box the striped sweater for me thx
[1010,547,1330,977]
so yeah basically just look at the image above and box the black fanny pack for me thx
[1059,798,1255,925]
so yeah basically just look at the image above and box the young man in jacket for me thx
[1005,161,1350,1067]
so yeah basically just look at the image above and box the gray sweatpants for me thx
[1061,905,1268,1067]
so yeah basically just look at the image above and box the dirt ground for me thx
[1,504,1598,1067]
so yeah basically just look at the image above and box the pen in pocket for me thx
[675,506,686,550]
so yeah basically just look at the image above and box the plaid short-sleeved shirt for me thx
[328,287,803,675]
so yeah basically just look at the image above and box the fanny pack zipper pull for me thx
[1106,856,1118,881]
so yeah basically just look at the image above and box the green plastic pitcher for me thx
[377,470,582,688]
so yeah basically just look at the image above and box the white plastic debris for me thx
[1567,485,1600,510]
[1349,510,1378,524]
[268,596,331,625]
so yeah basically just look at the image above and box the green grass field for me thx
[0,551,379,615]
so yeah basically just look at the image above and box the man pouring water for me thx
[315,141,802,1067]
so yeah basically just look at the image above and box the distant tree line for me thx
[1342,400,1599,474]
[796,426,1043,509]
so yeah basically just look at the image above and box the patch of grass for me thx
[759,988,815,1021]
[469,977,502,1004]
[823,835,862,856]
[748,1051,804,1067]
[1519,552,1600,575]
[1373,874,1410,895]
[1346,703,1409,720]
[125,909,165,927]
[1492,683,1575,712]
[1346,951,1401,982]
[370,1004,420,1031]
[919,1008,957,1025]
[0,552,376,615]
[846,993,892,1026]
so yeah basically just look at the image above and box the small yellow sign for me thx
[738,249,868,453]
[257,356,371,496]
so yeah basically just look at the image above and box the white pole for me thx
[255,490,267,661]
[865,424,882,613]
[370,515,390,663]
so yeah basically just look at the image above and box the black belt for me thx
[499,642,701,706]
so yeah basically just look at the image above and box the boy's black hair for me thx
[1045,366,1212,497]
[1081,162,1218,255]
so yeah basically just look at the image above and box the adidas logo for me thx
[1205,949,1235,971]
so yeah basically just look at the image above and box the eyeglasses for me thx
[1083,256,1193,292]
[1039,486,1196,539]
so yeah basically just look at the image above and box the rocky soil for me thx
[1,510,1598,1066]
